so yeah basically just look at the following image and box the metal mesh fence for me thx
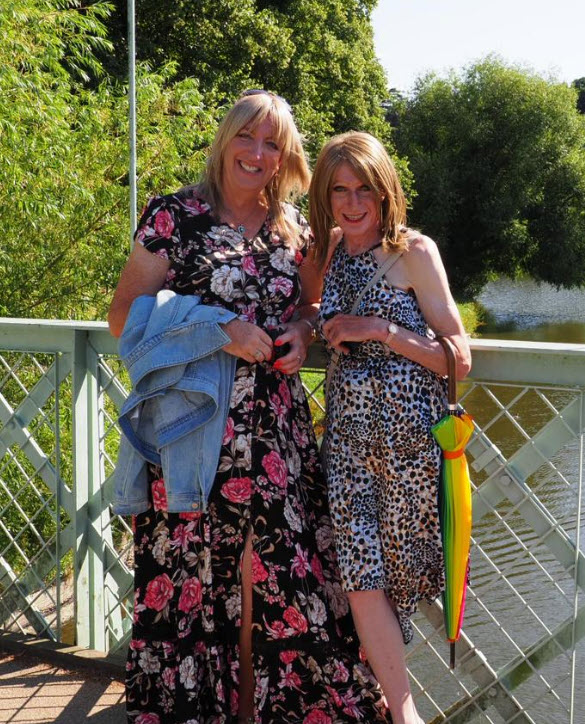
[0,327,583,722]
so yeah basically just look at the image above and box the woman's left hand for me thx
[322,314,385,354]
[271,320,313,375]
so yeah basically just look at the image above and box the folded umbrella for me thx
[431,337,473,668]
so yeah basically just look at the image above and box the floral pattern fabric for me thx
[125,188,391,724]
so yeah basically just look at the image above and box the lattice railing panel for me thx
[0,324,583,722]
[0,349,70,643]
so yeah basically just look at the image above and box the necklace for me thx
[222,202,265,238]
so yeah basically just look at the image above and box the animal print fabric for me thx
[318,241,446,644]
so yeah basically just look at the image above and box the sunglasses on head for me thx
[240,89,292,114]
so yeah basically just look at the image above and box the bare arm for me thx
[108,243,170,338]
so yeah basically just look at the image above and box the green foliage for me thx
[573,77,585,114]
[395,58,585,299]
[1,0,404,320]
[0,1,219,319]
[101,0,395,160]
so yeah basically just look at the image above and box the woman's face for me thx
[222,115,282,196]
[329,163,381,245]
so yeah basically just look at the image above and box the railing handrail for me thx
[2,316,585,354]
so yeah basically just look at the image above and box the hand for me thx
[322,314,386,354]
[270,320,311,375]
[221,319,273,364]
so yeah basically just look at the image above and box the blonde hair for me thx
[309,131,408,268]
[197,92,311,246]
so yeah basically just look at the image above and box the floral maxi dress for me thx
[124,189,391,724]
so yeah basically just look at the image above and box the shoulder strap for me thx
[349,251,402,314]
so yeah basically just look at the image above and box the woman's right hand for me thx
[221,319,274,364]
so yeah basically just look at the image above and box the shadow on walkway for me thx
[0,651,125,723]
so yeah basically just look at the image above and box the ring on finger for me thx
[254,349,264,361]
[296,355,302,364]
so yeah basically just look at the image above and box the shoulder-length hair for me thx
[197,92,311,247]
[309,131,409,268]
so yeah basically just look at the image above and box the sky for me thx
[372,0,585,93]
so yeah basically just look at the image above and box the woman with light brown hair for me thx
[110,98,392,723]
[310,131,471,724]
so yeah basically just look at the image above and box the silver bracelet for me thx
[298,318,316,339]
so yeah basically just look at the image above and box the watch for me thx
[384,322,398,346]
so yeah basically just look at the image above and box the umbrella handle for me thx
[437,336,458,410]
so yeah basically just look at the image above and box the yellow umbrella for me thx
[431,337,473,668]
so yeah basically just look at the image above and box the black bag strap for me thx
[436,335,458,411]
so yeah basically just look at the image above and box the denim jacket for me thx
[112,290,237,515]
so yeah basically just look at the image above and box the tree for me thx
[573,77,585,114]
[0,0,218,320]
[395,58,585,299]
[100,0,394,158]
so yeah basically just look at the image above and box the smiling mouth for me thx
[343,213,367,222]
[239,160,261,173]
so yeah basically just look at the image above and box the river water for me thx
[446,278,585,722]
[477,276,585,342]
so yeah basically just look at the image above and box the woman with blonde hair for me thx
[110,97,392,723]
[310,131,471,724]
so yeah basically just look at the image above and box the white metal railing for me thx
[0,318,583,723]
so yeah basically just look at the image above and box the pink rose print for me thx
[238,303,257,323]
[270,393,288,423]
[291,544,310,578]
[279,650,298,665]
[251,552,269,584]
[278,380,291,408]
[154,209,174,239]
[295,249,304,265]
[221,477,253,503]
[129,638,146,650]
[304,711,333,724]
[162,667,176,690]
[280,669,302,689]
[136,714,161,724]
[262,451,288,490]
[326,685,344,708]
[178,577,203,613]
[264,617,289,639]
[184,196,209,214]
[282,303,296,322]
[283,606,308,634]
[178,511,202,521]
[268,276,294,297]
[332,660,349,683]
[144,574,174,611]
[151,478,168,512]
[310,554,325,585]
[171,523,196,552]
[241,254,259,277]
[222,416,235,445]
[230,688,239,715]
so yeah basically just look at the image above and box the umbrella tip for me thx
[450,643,456,669]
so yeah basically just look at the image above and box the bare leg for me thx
[238,530,254,722]
[347,589,424,724]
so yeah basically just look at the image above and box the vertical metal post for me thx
[128,0,137,248]
[73,331,106,651]
[569,392,584,724]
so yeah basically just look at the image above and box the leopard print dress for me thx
[317,241,447,643]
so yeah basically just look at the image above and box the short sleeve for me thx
[134,195,181,261]
[284,204,313,262]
